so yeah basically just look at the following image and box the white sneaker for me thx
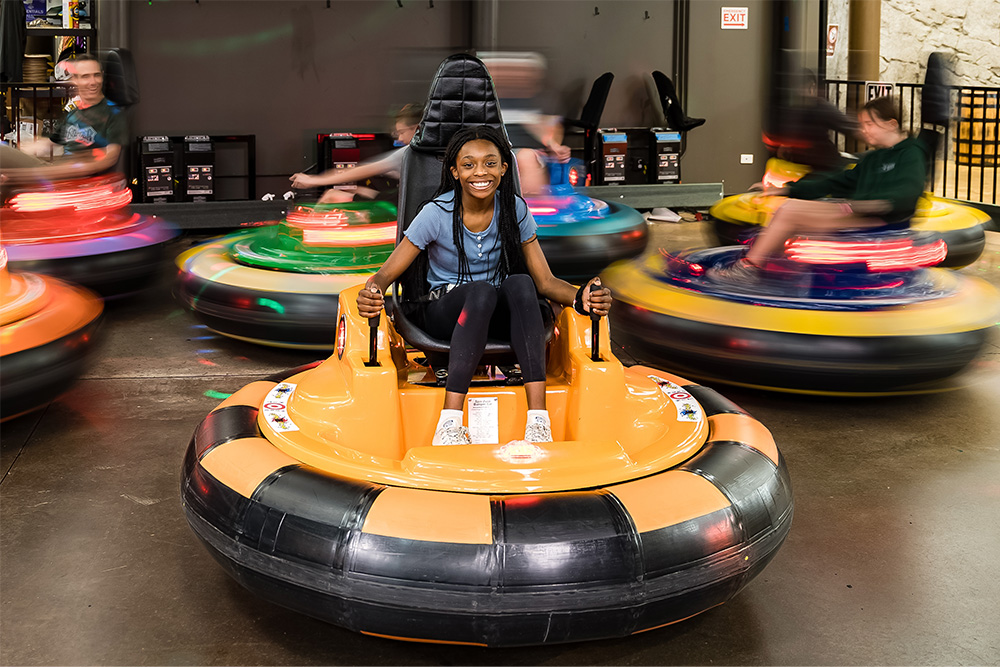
[432,419,471,446]
[524,419,553,443]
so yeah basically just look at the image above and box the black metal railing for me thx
[825,80,998,205]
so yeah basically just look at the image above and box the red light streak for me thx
[284,206,394,245]
[285,207,396,247]
[10,184,132,212]
[785,238,947,271]
[659,249,704,276]
[503,495,542,508]
[287,208,351,227]
[301,224,395,246]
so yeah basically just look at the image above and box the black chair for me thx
[102,48,140,107]
[101,48,139,180]
[563,72,614,178]
[651,70,705,132]
[919,51,951,183]
[389,54,554,376]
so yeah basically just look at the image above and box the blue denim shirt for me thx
[404,190,537,289]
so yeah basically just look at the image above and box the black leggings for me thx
[421,275,547,394]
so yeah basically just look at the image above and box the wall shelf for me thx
[27,27,95,37]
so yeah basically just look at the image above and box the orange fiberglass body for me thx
[181,284,794,647]
[0,247,103,420]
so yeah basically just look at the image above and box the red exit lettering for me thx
[722,7,748,29]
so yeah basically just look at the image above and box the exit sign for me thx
[865,81,895,101]
[722,7,748,29]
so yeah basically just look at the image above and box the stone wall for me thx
[825,0,851,79]
[825,0,1000,86]
[882,0,1000,85]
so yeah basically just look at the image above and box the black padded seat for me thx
[389,54,554,364]
[100,48,139,177]
[652,70,705,132]
[563,72,614,176]
[102,48,140,107]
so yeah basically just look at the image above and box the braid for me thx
[493,177,528,284]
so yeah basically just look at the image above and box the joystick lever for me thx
[366,285,381,367]
[589,281,603,362]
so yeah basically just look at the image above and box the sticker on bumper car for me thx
[263,382,299,432]
[649,376,704,423]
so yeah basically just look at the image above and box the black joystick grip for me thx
[589,282,602,362]
[367,285,381,366]
[589,282,601,322]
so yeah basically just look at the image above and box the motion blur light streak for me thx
[785,238,948,271]
[287,208,352,226]
[300,223,395,247]
[206,265,240,283]
[284,206,396,247]
[203,390,233,400]
[154,24,294,57]
[11,184,132,212]
[257,298,286,314]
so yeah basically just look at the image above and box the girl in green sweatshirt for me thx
[715,96,929,282]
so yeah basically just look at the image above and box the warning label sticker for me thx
[262,382,300,432]
[648,376,704,423]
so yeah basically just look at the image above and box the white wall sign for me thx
[722,7,748,29]
[827,24,839,57]
[865,81,895,101]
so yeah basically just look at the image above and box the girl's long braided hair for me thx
[402,125,529,302]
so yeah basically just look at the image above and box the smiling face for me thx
[858,109,899,148]
[69,59,104,107]
[450,139,508,204]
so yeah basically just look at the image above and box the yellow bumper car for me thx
[708,157,990,268]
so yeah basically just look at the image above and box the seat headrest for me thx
[410,54,510,153]
[102,48,140,107]
[921,52,951,127]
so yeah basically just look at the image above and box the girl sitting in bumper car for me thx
[356,125,611,446]
[713,95,928,284]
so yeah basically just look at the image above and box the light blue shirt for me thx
[404,190,537,289]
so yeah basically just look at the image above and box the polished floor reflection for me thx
[2,227,999,666]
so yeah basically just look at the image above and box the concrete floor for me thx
[2,224,999,666]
